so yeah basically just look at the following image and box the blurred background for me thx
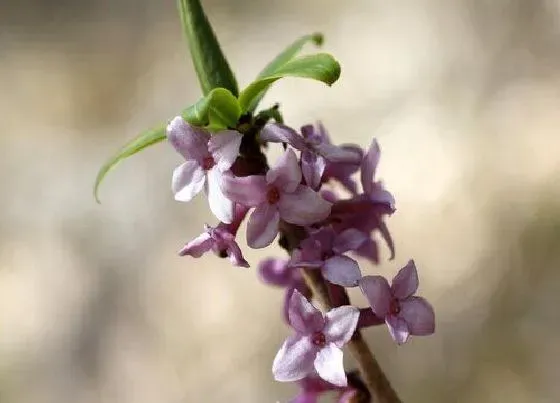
[1,0,559,402]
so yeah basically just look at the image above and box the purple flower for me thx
[258,258,310,322]
[272,290,359,387]
[290,227,367,287]
[167,116,243,223]
[359,260,435,344]
[290,376,357,403]
[222,149,332,249]
[260,123,361,190]
[178,224,249,267]
[360,138,395,211]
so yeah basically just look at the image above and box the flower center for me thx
[202,156,215,171]
[311,331,326,347]
[266,186,281,205]
[389,298,401,315]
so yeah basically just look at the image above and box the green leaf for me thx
[206,88,241,129]
[247,33,323,112]
[177,0,239,96]
[238,53,341,113]
[93,88,241,203]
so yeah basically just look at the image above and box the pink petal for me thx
[289,248,324,269]
[221,174,267,207]
[332,229,369,254]
[399,296,435,336]
[246,203,280,249]
[322,256,362,287]
[178,231,213,257]
[208,130,243,172]
[225,239,249,268]
[391,260,419,300]
[359,276,391,318]
[273,334,317,382]
[301,151,326,190]
[316,143,362,164]
[386,315,409,345]
[288,290,325,334]
[355,239,379,264]
[323,306,359,347]
[167,116,210,161]
[267,149,302,193]
[172,161,206,202]
[313,344,347,387]
[205,169,234,223]
[360,138,380,195]
[278,185,332,226]
[260,123,306,150]
[258,258,291,286]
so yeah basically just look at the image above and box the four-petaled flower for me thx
[223,149,332,248]
[273,290,359,387]
[290,227,367,287]
[167,116,243,223]
[359,260,435,344]
[179,224,249,267]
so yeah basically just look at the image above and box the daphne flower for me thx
[290,227,367,287]
[290,375,358,403]
[360,138,395,210]
[272,290,359,386]
[260,123,361,190]
[179,224,249,267]
[167,116,243,223]
[223,149,331,248]
[359,260,435,344]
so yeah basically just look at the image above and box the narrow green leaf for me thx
[238,53,341,113]
[177,0,239,96]
[247,33,323,112]
[93,88,241,202]
[93,124,166,203]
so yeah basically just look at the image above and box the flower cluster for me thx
[168,117,435,399]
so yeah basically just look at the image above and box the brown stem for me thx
[280,223,402,403]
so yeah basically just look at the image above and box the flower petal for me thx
[208,130,243,172]
[172,161,206,202]
[323,256,362,287]
[278,185,332,226]
[289,247,324,269]
[258,258,291,286]
[273,334,317,382]
[386,315,409,345]
[360,138,380,195]
[178,231,213,257]
[260,123,306,150]
[332,228,369,254]
[167,116,210,161]
[267,149,302,193]
[359,275,391,318]
[301,151,326,190]
[246,203,280,249]
[205,169,234,223]
[391,260,419,300]
[225,239,249,268]
[221,174,267,207]
[313,344,347,387]
[288,289,325,334]
[315,143,362,164]
[399,296,435,336]
[323,306,359,347]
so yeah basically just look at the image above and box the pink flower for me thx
[360,138,395,211]
[222,149,332,249]
[359,260,435,344]
[290,376,357,403]
[290,227,367,287]
[272,290,359,387]
[258,258,310,321]
[178,224,249,268]
[167,116,243,223]
[260,123,361,190]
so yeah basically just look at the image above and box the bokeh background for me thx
[1,0,559,402]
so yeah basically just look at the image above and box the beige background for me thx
[1,0,559,402]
